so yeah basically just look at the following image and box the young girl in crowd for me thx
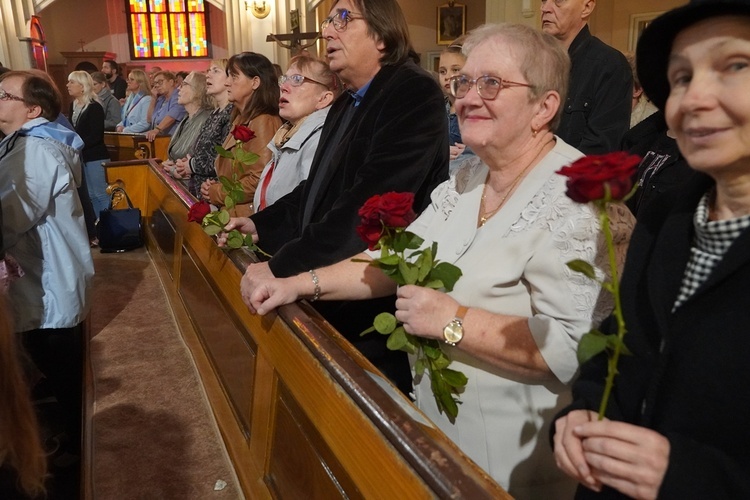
[438,37,473,172]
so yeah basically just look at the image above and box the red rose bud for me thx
[231,124,256,143]
[187,200,212,222]
[358,192,416,228]
[557,152,641,203]
[356,221,384,250]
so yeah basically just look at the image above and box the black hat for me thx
[636,0,750,110]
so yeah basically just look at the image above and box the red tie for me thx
[257,159,276,210]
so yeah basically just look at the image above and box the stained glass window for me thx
[127,0,209,59]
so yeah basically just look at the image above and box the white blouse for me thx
[389,138,635,498]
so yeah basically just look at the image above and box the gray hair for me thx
[463,23,570,131]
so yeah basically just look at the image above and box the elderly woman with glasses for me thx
[161,71,211,177]
[253,54,340,211]
[236,23,634,498]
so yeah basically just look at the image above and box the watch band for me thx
[454,305,469,322]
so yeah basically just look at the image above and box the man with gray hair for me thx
[541,0,632,154]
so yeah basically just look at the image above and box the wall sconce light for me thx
[246,0,271,19]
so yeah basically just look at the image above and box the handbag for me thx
[96,187,144,253]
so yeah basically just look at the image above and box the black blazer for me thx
[251,59,449,275]
[250,60,449,393]
[70,100,108,162]
[561,173,750,498]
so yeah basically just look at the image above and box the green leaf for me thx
[414,358,426,376]
[429,262,462,292]
[224,195,235,209]
[218,209,230,225]
[226,231,244,248]
[214,145,232,158]
[437,388,459,423]
[417,247,433,283]
[219,176,236,191]
[441,368,468,388]
[398,259,419,285]
[373,313,397,334]
[423,344,442,360]
[422,279,444,289]
[605,334,632,356]
[235,149,259,165]
[432,352,451,370]
[203,224,222,236]
[377,254,401,266]
[577,329,608,364]
[392,230,423,253]
[567,259,597,280]
[386,327,408,350]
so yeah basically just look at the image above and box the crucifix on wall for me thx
[266,10,320,56]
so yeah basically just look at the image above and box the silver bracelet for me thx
[308,269,320,302]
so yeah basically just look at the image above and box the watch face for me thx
[444,320,463,344]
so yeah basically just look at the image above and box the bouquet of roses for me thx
[186,125,268,255]
[556,152,640,419]
[356,192,468,424]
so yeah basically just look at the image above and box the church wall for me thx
[38,0,228,74]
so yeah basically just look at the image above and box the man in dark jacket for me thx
[541,0,632,154]
[101,59,127,101]
[228,0,449,393]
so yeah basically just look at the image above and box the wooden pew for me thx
[104,132,170,162]
[98,159,510,499]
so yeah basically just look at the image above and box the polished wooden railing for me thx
[100,158,510,499]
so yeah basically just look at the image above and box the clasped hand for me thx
[554,409,670,499]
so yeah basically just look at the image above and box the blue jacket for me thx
[0,118,93,331]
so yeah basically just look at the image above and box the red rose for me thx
[356,220,384,250]
[356,192,416,250]
[187,200,212,223]
[358,192,416,227]
[231,125,256,143]
[556,152,641,203]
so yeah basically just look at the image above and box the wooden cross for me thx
[266,10,320,56]
[77,39,87,51]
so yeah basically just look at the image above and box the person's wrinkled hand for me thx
[242,271,301,315]
[145,128,159,141]
[395,285,458,340]
[575,419,669,500]
[216,217,257,247]
[240,262,275,312]
[116,125,124,132]
[200,179,217,202]
[554,409,602,491]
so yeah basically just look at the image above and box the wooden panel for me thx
[266,382,362,499]
[178,245,257,437]
[104,133,171,162]
[107,160,511,500]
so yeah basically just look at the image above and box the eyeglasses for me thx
[320,9,363,32]
[450,74,534,100]
[0,89,24,102]
[153,79,166,86]
[279,74,328,88]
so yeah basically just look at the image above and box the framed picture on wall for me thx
[437,3,466,45]
[629,11,663,52]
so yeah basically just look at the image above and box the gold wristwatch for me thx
[443,305,468,346]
